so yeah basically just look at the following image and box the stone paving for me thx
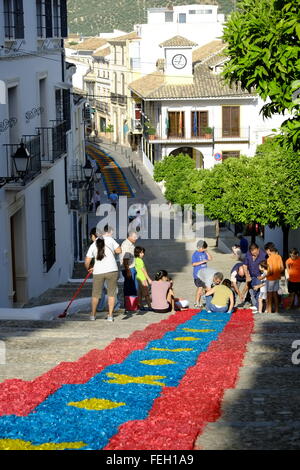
[1,139,300,449]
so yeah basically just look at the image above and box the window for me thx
[36,0,67,38]
[121,73,125,96]
[4,0,24,39]
[222,150,240,161]
[165,12,173,22]
[168,111,185,137]
[222,106,240,137]
[53,0,60,37]
[178,13,186,23]
[55,88,70,130]
[191,111,209,137]
[41,181,56,272]
[189,10,196,14]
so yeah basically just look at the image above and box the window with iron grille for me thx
[41,181,56,272]
[36,0,67,38]
[4,0,24,39]
[55,88,71,130]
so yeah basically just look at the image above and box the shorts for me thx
[259,291,267,300]
[194,278,205,288]
[152,302,172,313]
[266,280,280,292]
[92,271,118,298]
[288,281,300,294]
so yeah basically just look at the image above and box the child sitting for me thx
[151,270,175,313]
[134,246,152,311]
[222,278,236,307]
[205,273,234,313]
[253,260,268,313]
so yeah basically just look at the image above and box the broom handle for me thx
[65,271,92,313]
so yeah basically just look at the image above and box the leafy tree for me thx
[153,153,195,186]
[222,0,300,150]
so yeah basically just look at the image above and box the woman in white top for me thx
[85,232,121,321]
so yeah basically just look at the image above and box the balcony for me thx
[110,93,127,106]
[2,135,42,186]
[146,127,250,143]
[214,127,250,142]
[36,121,67,163]
[95,100,109,114]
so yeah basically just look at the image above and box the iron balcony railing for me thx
[36,121,67,163]
[146,126,251,142]
[110,93,127,106]
[2,134,41,185]
[95,100,109,114]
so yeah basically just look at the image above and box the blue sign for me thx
[214,152,222,161]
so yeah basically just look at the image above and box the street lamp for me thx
[82,160,93,180]
[13,142,31,176]
[0,142,31,188]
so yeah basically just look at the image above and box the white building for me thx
[0,0,85,307]
[129,38,285,174]
[134,2,224,75]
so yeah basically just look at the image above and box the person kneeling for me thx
[205,273,234,313]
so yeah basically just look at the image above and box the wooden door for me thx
[222,106,240,137]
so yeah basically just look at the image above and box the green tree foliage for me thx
[155,142,300,256]
[222,0,300,150]
[153,153,196,206]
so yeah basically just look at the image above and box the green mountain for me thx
[67,0,235,36]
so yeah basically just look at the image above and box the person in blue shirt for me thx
[237,233,249,260]
[192,239,212,308]
[243,243,267,308]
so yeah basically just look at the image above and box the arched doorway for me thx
[168,147,204,169]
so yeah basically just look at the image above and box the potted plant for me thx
[203,126,213,139]
[105,124,114,143]
[145,121,156,140]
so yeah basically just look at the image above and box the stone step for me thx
[253,325,300,334]
[242,352,293,368]
[195,420,300,450]
[219,388,300,423]
[247,341,295,354]
[236,366,300,390]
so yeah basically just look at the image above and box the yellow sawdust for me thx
[68,398,125,410]
[103,373,166,386]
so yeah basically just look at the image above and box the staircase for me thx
[195,310,300,450]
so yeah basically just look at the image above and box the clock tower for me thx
[159,35,197,85]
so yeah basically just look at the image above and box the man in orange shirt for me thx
[286,248,300,309]
[265,243,284,313]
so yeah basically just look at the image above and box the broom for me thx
[58,271,92,318]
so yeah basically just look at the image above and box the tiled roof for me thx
[128,65,255,100]
[92,46,111,58]
[192,40,226,63]
[108,31,140,42]
[159,35,198,48]
[68,37,108,51]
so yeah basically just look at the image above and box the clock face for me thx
[172,54,187,69]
